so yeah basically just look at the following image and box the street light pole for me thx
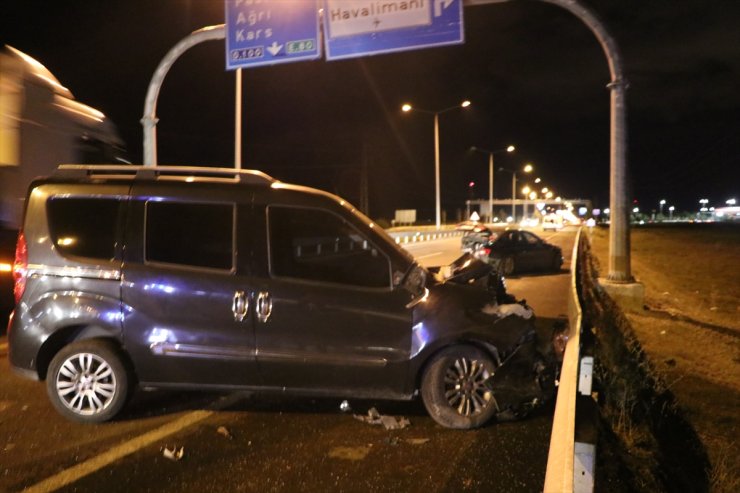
[521,185,529,221]
[402,101,471,230]
[470,145,515,223]
[497,163,532,223]
[488,152,494,222]
[512,172,517,221]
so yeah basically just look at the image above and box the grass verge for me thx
[586,224,739,492]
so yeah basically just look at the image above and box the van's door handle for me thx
[256,291,272,323]
[232,290,249,322]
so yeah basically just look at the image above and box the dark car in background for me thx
[475,229,563,275]
[457,221,498,254]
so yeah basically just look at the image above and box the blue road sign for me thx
[322,0,464,61]
[225,0,321,70]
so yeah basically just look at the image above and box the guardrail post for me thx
[578,356,593,396]
[574,442,596,491]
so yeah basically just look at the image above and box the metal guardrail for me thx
[544,227,594,492]
[393,225,595,491]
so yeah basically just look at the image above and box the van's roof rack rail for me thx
[54,164,276,185]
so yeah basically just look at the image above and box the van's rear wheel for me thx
[46,340,130,423]
[421,346,499,429]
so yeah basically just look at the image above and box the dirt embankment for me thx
[584,224,739,492]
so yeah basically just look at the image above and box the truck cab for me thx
[0,46,125,323]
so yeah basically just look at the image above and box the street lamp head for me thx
[471,144,515,156]
[523,163,533,173]
[401,103,412,112]
[534,177,541,184]
[522,185,531,195]
[529,191,538,200]
[461,100,471,108]
[659,199,666,205]
[542,187,549,193]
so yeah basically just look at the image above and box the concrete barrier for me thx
[389,230,463,245]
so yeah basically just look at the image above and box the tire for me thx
[501,256,515,276]
[46,340,131,423]
[421,346,499,429]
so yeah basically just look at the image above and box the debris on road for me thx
[405,438,430,445]
[216,426,234,440]
[353,407,410,430]
[162,445,185,461]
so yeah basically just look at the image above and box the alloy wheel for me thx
[55,352,117,416]
[443,356,493,416]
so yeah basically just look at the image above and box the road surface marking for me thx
[24,392,247,493]
[542,230,568,241]
[415,252,442,260]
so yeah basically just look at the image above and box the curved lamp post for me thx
[402,100,471,229]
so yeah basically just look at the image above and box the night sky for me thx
[2,0,738,221]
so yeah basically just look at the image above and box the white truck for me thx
[1,46,125,322]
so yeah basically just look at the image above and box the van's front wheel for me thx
[46,340,130,423]
[421,346,499,429]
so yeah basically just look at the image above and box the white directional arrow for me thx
[434,0,454,17]
[267,41,283,56]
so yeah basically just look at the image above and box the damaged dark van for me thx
[8,165,561,429]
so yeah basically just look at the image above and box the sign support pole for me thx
[465,0,632,282]
[235,68,242,169]
[142,24,225,166]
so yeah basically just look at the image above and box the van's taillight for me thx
[13,231,28,304]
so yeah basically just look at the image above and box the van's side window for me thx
[268,206,390,288]
[47,197,121,260]
[145,201,234,270]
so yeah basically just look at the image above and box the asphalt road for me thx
[0,227,577,493]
